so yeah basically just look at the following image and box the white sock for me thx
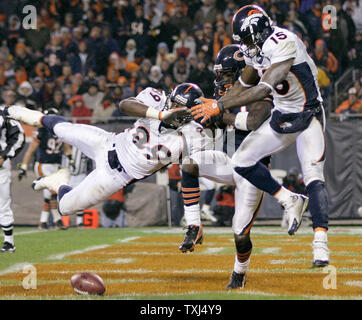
[40,211,50,223]
[314,229,328,242]
[274,186,293,203]
[4,234,14,245]
[233,255,250,274]
[184,204,201,226]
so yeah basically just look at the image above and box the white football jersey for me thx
[115,87,213,179]
[242,26,322,113]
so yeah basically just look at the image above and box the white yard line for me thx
[47,245,111,260]
[0,262,33,276]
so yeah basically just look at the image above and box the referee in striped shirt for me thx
[0,106,25,252]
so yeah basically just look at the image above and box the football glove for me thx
[191,98,224,124]
[161,107,193,129]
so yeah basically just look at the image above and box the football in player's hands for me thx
[70,272,106,295]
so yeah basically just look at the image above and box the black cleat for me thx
[179,225,204,253]
[226,271,247,290]
[55,220,68,230]
[38,222,48,230]
[1,242,16,253]
[312,260,329,268]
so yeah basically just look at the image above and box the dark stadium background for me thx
[0,0,360,226]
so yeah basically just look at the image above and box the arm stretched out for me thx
[119,98,191,128]
[219,58,294,110]
[192,59,294,123]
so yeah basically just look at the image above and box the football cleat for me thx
[5,105,43,126]
[226,271,247,290]
[179,225,204,253]
[38,222,48,230]
[1,242,16,253]
[55,220,68,230]
[280,194,309,235]
[312,231,329,267]
[32,168,70,193]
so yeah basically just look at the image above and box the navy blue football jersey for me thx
[34,127,63,164]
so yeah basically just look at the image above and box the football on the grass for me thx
[70,272,106,295]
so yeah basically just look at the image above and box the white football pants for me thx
[0,159,14,227]
[231,115,326,186]
[53,122,133,215]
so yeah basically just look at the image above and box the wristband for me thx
[259,81,274,92]
[218,101,225,113]
[146,107,162,120]
[238,77,253,88]
[234,111,249,131]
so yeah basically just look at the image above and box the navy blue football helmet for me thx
[213,44,246,98]
[167,83,203,109]
[232,5,273,58]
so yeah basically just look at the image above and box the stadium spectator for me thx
[169,1,193,33]
[44,89,71,117]
[91,93,117,124]
[69,95,92,125]
[69,41,96,76]
[212,19,232,60]
[2,89,16,106]
[154,13,179,51]
[148,65,163,87]
[82,82,104,113]
[193,0,219,26]
[173,54,190,84]
[335,87,362,115]
[16,81,37,110]
[172,28,196,59]
[311,39,339,77]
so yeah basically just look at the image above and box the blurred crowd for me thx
[0,0,360,123]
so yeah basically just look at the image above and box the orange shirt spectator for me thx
[335,87,362,114]
[311,39,338,74]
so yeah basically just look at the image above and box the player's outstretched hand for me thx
[162,107,193,129]
[191,98,222,124]
[17,163,27,181]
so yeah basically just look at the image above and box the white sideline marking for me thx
[261,247,281,254]
[117,236,140,243]
[200,247,224,254]
[270,259,287,265]
[47,245,110,260]
[111,258,134,264]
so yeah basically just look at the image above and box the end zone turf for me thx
[0,226,361,300]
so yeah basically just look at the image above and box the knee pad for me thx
[234,233,252,253]
[302,161,325,186]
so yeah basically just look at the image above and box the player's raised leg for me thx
[232,119,309,235]
[296,116,329,267]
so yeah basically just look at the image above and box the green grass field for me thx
[0,226,361,300]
